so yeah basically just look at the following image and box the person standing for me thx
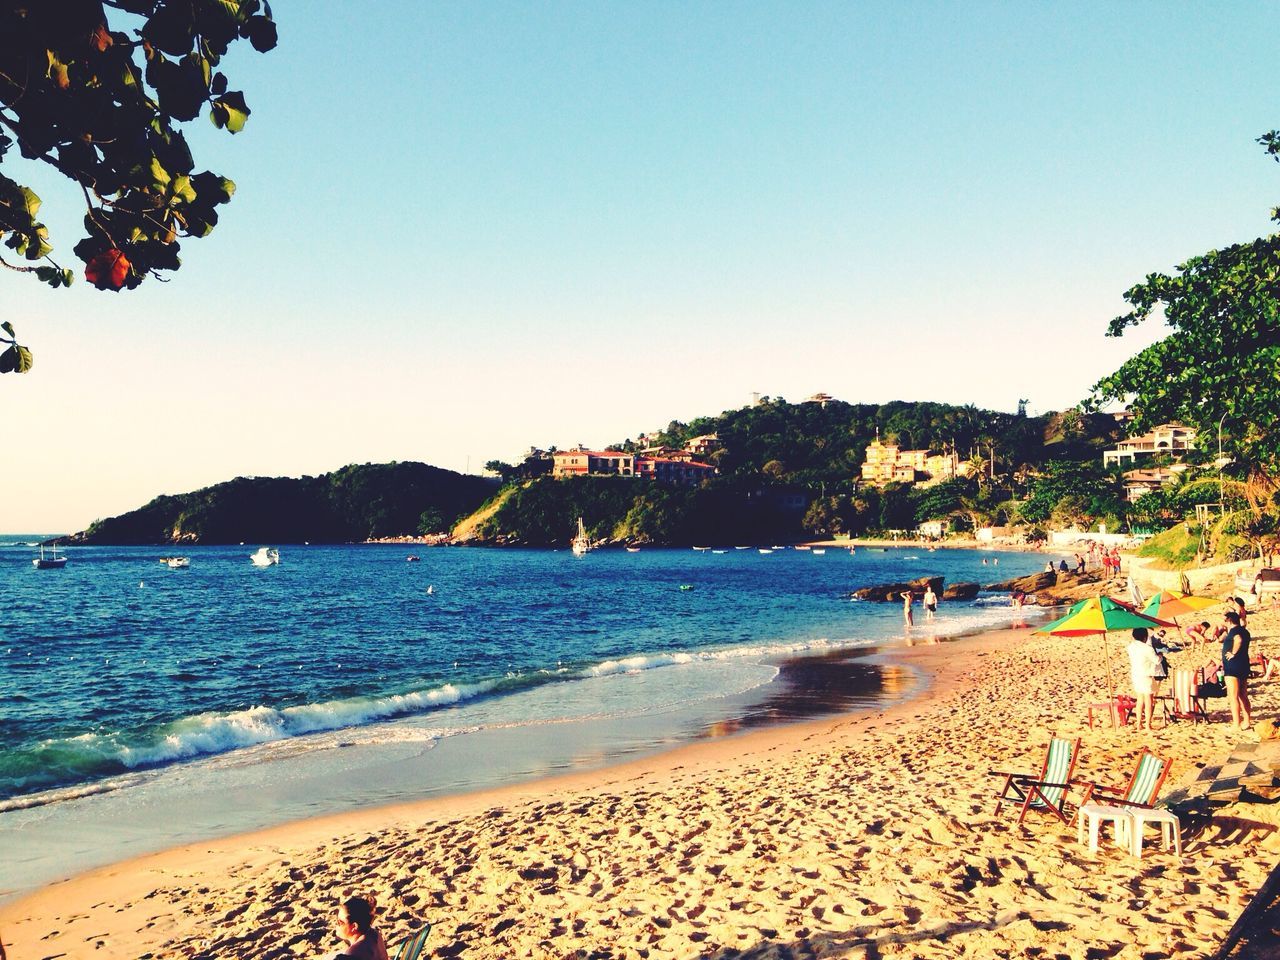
[900,590,914,626]
[1221,611,1253,731]
[1127,627,1160,730]
[923,585,938,621]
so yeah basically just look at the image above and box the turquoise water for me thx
[0,541,1047,809]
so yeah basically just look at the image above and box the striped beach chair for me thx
[392,923,432,960]
[990,736,1082,826]
[1161,667,1207,724]
[1078,750,1173,811]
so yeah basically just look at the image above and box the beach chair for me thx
[990,736,1082,826]
[1077,751,1176,858]
[1077,750,1173,812]
[391,923,432,960]
[1161,668,1207,724]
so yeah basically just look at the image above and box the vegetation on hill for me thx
[67,463,497,545]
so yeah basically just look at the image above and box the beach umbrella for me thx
[1036,596,1175,706]
[1141,590,1223,621]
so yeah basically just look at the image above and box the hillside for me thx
[64,462,498,545]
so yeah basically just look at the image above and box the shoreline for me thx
[0,617,1046,957]
[6,605,1277,957]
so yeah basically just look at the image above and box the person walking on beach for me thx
[1127,627,1160,730]
[923,585,938,621]
[1221,611,1253,731]
[327,896,389,960]
[900,591,914,626]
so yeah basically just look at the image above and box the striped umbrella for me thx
[1037,596,1175,703]
[1142,590,1224,622]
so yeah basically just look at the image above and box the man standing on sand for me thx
[923,585,938,621]
[900,591,914,626]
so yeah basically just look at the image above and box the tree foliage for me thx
[0,0,276,372]
[1093,134,1280,485]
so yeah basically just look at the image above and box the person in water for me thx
[327,896,389,960]
[922,585,938,620]
[900,590,914,626]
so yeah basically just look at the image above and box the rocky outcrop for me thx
[984,570,1108,607]
[942,582,981,601]
[851,575,944,602]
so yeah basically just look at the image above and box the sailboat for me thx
[32,544,68,569]
[571,518,591,556]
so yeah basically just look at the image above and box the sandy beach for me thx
[4,598,1278,959]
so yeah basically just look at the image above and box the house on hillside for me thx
[1102,423,1197,468]
[636,457,717,486]
[1122,467,1178,503]
[552,449,636,477]
[684,433,721,457]
[860,438,923,484]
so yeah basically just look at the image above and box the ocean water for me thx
[0,540,1051,895]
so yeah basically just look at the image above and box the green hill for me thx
[66,462,498,545]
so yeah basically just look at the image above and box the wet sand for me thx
[3,607,1279,959]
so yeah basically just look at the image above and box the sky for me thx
[3,1,1278,532]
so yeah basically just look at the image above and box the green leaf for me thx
[0,344,33,374]
[150,156,172,188]
[210,91,250,133]
[1,320,13,337]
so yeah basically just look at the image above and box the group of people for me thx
[900,585,939,625]
[1127,599,1257,732]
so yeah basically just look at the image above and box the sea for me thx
[0,539,1056,900]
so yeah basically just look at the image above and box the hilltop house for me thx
[636,457,716,486]
[861,437,968,486]
[1102,423,1197,468]
[1122,467,1179,503]
[684,433,721,457]
[552,449,636,477]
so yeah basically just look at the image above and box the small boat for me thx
[678,584,695,591]
[571,517,591,557]
[32,544,68,569]
[712,549,728,554]
[734,546,751,550]
[250,546,280,567]
[625,546,641,553]
[811,548,826,555]
[692,546,711,551]
[166,556,191,569]
[794,545,811,551]
[405,555,421,562]
[772,545,787,550]
[758,548,773,555]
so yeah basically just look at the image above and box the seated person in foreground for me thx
[326,896,389,960]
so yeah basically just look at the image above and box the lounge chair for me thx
[990,736,1082,826]
[1161,668,1207,724]
[1078,749,1172,811]
[391,923,432,960]
[1077,751,1176,857]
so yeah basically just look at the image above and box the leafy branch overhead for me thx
[0,0,277,373]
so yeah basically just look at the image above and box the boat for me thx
[625,546,641,553]
[571,518,591,556]
[734,546,751,550]
[794,545,811,551]
[32,544,68,569]
[250,546,280,567]
[678,584,695,591]
[712,549,728,554]
[405,555,421,563]
[166,556,191,569]
[758,548,773,555]
[811,548,826,555]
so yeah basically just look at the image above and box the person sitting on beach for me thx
[327,896,389,960]
[1127,627,1160,730]
[1058,559,1070,574]
[1045,561,1055,574]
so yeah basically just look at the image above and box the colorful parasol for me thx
[1141,590,1224,621]
[1037,596,1175,706]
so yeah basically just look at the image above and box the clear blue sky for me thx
[4,1,1277,531]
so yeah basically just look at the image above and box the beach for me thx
[4,596,1278,959]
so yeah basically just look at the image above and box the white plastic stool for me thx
[1129,807,1182,859]
[1077,803,1132,855]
